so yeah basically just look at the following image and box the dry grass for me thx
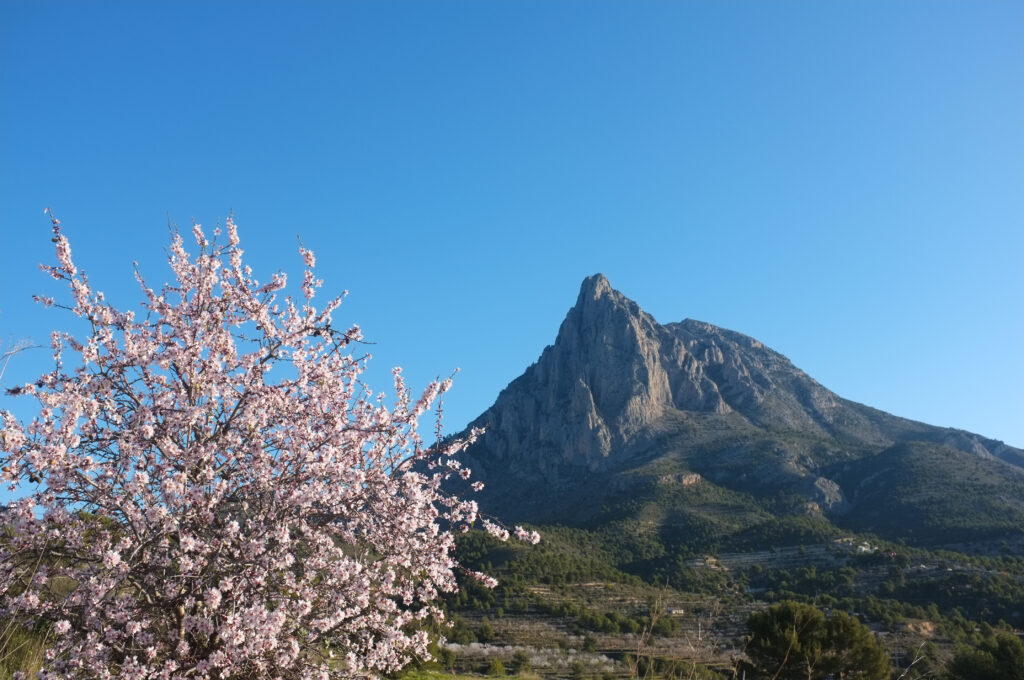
[0,624,48,680]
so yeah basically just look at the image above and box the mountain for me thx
[456,274,1024,547]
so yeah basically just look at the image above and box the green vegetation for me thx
[441,521,1024,679]
[738,601,890,680]
[831,442,1024,544]
[947,632,1024,680]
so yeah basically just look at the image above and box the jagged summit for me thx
[472,275,856,466]
[456,276,1024,528]
[562,273,654,347]
[577,272,613,299]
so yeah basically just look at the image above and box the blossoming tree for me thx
[0,215,537,679]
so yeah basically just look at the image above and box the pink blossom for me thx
[102,550,121,569]
[0,215,535,679]
[206,587,222,610]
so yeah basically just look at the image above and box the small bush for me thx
[511,650,532,674]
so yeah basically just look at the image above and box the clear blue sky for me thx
[2,1,1022,455]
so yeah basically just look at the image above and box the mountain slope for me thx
[457,274,1024,546]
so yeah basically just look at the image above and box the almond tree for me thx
[0,215,538,679]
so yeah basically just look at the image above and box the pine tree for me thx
[738,601,891,680]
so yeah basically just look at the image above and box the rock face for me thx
[457,274,1024,525]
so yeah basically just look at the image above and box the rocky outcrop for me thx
[657,473,703,487]
[804,477,851,515]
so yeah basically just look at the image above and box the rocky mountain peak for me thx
[458,275,1024,522]
[577,272,613,301]
[559,273,654,345]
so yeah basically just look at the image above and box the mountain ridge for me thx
[456,274,1024,543]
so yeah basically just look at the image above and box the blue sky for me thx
[2,1,1022,454]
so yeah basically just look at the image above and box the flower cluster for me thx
[0,216,535,679]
